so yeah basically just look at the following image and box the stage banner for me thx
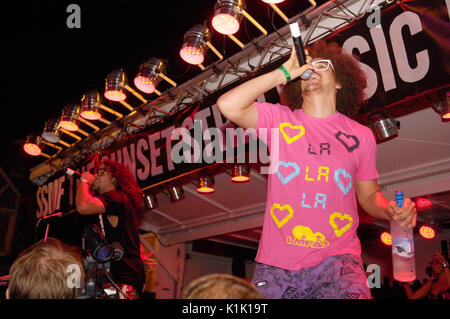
[34,0,450,218]
[34,93,273,219]
[329,0,450,114]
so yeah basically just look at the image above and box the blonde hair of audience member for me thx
[7,237,85,299]
[182,273,264,299]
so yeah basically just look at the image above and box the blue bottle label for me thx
[395,191,404,208]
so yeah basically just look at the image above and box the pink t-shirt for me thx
[255,102,378,270]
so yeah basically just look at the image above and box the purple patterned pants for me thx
[251,254,372,299]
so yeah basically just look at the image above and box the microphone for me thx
[66,168,81,176]
[289,21,312,80]
[67,167,95,191]
[37,211,73,226]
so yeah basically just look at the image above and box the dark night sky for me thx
[1,0,326,176]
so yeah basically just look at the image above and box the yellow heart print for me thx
[279,122,305,144]
[329,212,353,237]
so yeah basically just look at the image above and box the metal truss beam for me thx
[30,0,386,184]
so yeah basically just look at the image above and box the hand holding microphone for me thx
[80,172,95,183]
[67,168,95,190]
[80,172,95,188]
[66,168,81,177]
[278,22,313,83]
[289,22,312,80]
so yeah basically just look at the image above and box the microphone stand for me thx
[44,224,50,242]
[34,211,73,243]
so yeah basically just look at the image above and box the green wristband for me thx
[277,65,291,83]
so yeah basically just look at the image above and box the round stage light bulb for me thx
[212,13,240,35]
[231,165,250,183]
[197,175,215,194]
[419,226,435,239]
[197,187,215,194]
[23,143,41,156]
[262,0,285,3]
[231,175,250,182]
[380,232,392,246]
[133,75,155,94]
[180,46,205,65]
[104,90,126,102]
[80,110,102,120]
[60,120,79,132]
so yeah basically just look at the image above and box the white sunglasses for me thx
[311,59,335,72]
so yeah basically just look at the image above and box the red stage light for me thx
[262,0,285,3]
[197,186,215,194]
[231,175,250,182]
[23,142,42,156]
[60,104,80,132]
[133,75,155,94]
[105,70,127,101]
[212,13,240,35]
[80,110,102,121]
[419,226,435,239]
[231,164,250,183]
[380,232,392,246]
[81,91,103,121]
[134,58,167,94]
[197,175,215,194]
[180,46,205,65]
[104,90,126,102]
[60,120,79,132]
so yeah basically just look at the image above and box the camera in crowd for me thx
[78,224,126,299]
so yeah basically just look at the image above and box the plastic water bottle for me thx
[390,190,416,282]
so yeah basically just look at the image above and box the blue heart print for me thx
[334,168,352,195]
[276,161,301,185]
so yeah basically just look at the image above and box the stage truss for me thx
[29,0,387,185]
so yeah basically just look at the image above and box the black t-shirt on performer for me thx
[97,190,145,294]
